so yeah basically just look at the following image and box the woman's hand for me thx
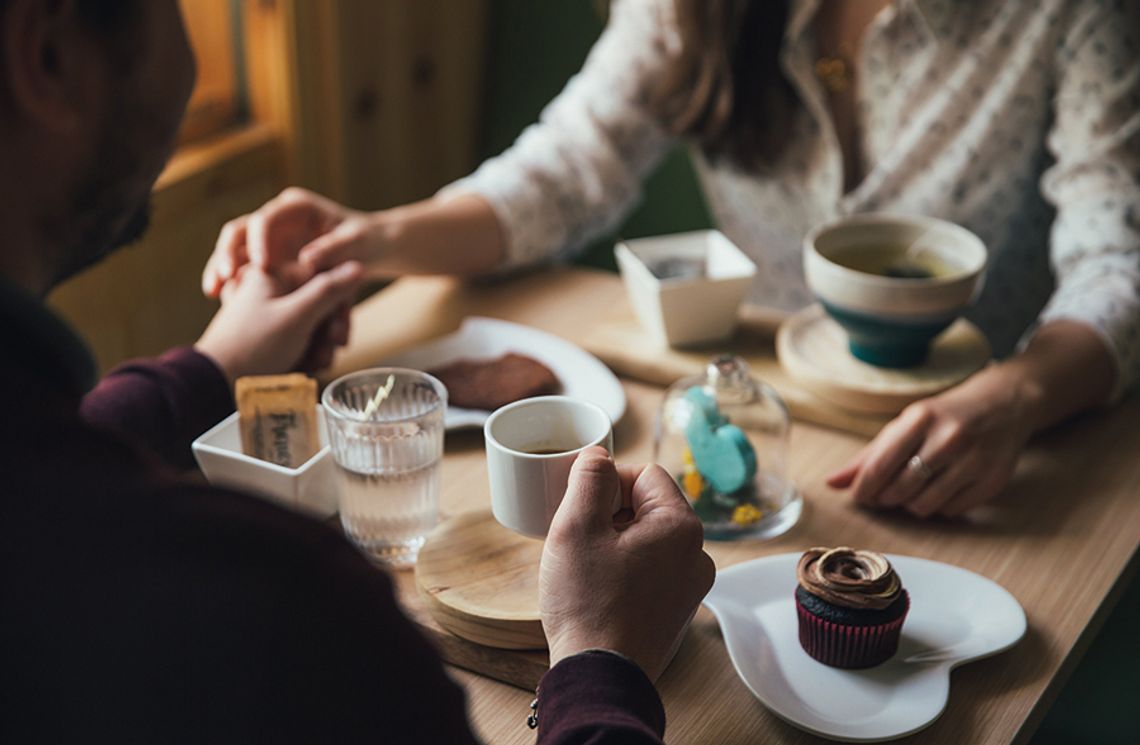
[540,448,715,682]
[826,364,1041,518]
[827,320,1116,518]
[201,187,385,298]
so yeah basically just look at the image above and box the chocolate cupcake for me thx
[795,547,909,669]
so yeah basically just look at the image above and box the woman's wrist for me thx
[355,210,401,276]
[984,320,1115,436]
[365,194,507,276]
[973,360,1049,438]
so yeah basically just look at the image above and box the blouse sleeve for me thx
[438,0,678,269]
[1038,0,1140,399]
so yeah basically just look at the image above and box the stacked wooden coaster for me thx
[776,305,991,415]
[415,510,546,650]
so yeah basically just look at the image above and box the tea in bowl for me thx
[804,214,987,367]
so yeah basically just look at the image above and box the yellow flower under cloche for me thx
[731,503,764,526]
[682,469,704,500]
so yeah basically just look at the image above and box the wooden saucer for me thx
[776,304,991,415]
[414,510,546,650]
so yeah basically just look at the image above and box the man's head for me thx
[0,0,195,293]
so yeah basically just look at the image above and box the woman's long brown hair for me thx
[655,0,794,171]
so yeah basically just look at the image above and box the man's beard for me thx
[52,200,152,285]
[49,96,165,287]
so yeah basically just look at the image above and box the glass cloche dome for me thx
[654,356,801,540]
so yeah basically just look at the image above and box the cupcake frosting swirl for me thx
[796,547,902,610]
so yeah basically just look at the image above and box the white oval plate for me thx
[378,317,626,430]
[703,553,1026,742]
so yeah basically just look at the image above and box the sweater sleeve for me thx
[79,346,233,469]
[1037,1,1140,399]
[438,0,678,270]
[536,650,666,744]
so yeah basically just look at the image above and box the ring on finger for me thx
[906,454,936,482]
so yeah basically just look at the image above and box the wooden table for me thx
[332,268,1140,745]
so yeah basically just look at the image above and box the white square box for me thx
[191,406,338,519]
[615,230,757,347]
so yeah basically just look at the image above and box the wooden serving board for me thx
[582,305,891,438]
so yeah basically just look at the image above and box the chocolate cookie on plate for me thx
[428,353,560,411]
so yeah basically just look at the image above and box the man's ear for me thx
[2,0,94,134]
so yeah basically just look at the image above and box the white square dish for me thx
[615,230,757,347]
[191,406,337,519]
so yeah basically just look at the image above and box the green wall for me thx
[478,0,712,271]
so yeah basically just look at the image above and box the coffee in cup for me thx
[483,396,614,537]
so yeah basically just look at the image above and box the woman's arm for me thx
[828,1,1139,517]
[202,0,680,294]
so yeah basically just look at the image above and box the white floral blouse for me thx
[442,0,1140,395]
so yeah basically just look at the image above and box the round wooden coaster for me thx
[414,510,546,650]
[776,304,991,416]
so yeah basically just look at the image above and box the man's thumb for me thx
[558,446,622,532]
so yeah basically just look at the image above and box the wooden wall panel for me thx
[315,0,489,209]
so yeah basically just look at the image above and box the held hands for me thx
[195,261,363,384]
[826,365,1039,518]
[540,447,716,682]
[202,187,384,298]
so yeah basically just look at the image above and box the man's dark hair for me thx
[0,0,143,71]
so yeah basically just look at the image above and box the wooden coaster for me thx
[776,305,991,415]
[414,510,546,650]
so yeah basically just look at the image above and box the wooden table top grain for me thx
[334,268,1140,745]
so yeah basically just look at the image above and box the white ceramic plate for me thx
[378,317,626,430]
[703,553,1026,742]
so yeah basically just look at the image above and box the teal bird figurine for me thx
[682,387,757,494]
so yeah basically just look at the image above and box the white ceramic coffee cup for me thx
[484,396,615,537]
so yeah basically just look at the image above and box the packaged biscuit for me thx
[235,374,319,468]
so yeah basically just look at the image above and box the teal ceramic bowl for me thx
[804,214,987,368]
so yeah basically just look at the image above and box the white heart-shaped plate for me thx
[703,553,1026,742]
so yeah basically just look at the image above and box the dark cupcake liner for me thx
[795,590,910,669]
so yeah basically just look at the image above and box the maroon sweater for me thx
[0,285,666,744]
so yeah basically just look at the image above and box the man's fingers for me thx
[625,464,705,553]
[558,447,622,533]
[614,463,646,511]
[625,464,686,510]
[203,216,249,296]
